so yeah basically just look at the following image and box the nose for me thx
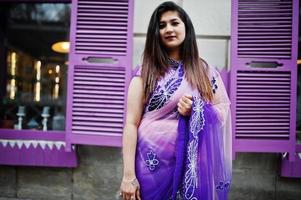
[165,23,173,33]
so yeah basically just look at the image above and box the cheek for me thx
[181,26,186,38]
[179,30,185,42]
[181,30,185,37]
[159,30,165,40]
[176,25,185,39]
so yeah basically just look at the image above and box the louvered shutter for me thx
[230,0,299,161]
[65,0,134,149]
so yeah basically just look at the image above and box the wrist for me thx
[123,173,136,181]
[123,169,135,178]
[122,177,139,187]
[122,176,137,182]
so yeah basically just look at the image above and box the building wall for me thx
[133,0,231,70]
[0,0,300,200]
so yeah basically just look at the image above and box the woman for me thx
[120,2,232,200]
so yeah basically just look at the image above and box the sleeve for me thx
[209,67,231,127]
[132,65,141,77]
[209,66,232,168]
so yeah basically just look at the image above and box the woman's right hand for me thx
[177,94,193,116]
[119,177,141,200]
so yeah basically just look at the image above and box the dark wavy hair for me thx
[141,1,213,102]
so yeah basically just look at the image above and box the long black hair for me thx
[141,1,213,102]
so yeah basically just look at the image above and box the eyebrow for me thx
[160,18,180,23]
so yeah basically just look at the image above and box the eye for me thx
[159,23,166,29]
[172,22,179,26]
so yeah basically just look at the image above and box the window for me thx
[0,3,71,131]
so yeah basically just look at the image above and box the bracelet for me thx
[122,177,139,186]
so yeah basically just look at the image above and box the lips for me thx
[165,36,176,40]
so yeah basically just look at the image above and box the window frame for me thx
[0,0,77,167]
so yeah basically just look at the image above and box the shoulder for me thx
[129,76,143,89]
[132,65,142,77]
[127,76,144,102]
[207,65,220,80]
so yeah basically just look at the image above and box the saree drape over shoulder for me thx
[134,60,232,200]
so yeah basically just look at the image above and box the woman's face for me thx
[159,11,186,53]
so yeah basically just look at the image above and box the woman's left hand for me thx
[177,94,193,116]
[120,177,141,200]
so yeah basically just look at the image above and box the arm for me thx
[211,69,232,168]
[120,76,144,200]
[211,70,231,126]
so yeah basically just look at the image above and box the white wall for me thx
[133,0,231,70]
[183,0,231,36]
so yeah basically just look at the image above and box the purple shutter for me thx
[230,0,299,161]
[66,0,134,149]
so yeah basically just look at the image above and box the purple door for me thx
[230,0,299,161]
[65,0,134,149]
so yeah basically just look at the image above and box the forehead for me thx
[160,11,181,22]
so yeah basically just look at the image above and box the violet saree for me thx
[134,60,232,200]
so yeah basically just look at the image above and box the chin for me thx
[165,43,180,49]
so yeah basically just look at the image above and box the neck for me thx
[168,48,180,61]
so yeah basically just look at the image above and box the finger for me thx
[177,101,182,108]
[124,191,131,200]
[125,194,131,200]
[129,191,137,200]
[180,97,192,108]
[177,106,185,116]
[180,96,187,104]
[178,102,191,116]
[182,100,191,109]
[184,94,193,100]
[136,189,142,200]
[182,96,193,105]
[179,99,191,110]
[177,102,184,111]
[178,100,185,108]
[126,194,132,200]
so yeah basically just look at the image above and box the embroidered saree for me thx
[134,61,232,200]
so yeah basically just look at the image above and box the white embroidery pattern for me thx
[189,98,205,138]
[145,150,159,171]
[184,97,205,200]
[146,65,184,112]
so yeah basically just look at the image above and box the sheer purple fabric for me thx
[135,62,232,200]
